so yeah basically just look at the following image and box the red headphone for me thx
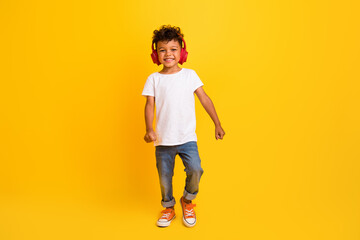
[151,37,188,65]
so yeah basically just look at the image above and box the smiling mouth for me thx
[164,58,174,62]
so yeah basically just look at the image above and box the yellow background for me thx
[1,0,359,239]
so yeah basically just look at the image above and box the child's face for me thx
[156,39,181,68]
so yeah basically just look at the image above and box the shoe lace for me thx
[184,203,196,218]
[160,209,173,219]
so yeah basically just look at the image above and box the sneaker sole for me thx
[156,215,176,227]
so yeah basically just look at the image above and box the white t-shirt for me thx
[142,68,204,146]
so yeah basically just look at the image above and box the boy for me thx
[142,25,225,227]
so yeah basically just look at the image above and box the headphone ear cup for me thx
[182,49,188,64]
[179,48,184,64]
[151,49,161,65]
[179,48,188,65]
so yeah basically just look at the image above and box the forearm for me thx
[200,96,221,127]
[144,103,155,131]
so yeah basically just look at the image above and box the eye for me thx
[171,49,177,51]
[159,50,165,52]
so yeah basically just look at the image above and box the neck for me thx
[160,65,182,74]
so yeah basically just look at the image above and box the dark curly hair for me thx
[152,25,184,49]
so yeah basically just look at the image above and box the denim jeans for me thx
[155,141,204,208]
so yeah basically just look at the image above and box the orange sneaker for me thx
[180,196,197,227]
[156,208,176,227]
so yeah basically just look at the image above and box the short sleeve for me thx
[141,75,155,97]
[191,70,204,92]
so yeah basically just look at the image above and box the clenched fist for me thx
[215,125,225,140]
[144,129,157,143]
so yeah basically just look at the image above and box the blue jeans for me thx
[155,141,204,208]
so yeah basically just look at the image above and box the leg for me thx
[177,141,204,201]
[155,145,177,208]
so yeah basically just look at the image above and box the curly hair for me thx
[152,25,184,49]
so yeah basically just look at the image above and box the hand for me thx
[144,129,157,143]
[215,125,225,140]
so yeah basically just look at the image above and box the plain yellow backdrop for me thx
[1,0,359,239]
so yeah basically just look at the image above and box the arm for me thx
[195,87,225,140]
[144,96,157,143]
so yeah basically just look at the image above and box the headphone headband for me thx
[152,36,186,50]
